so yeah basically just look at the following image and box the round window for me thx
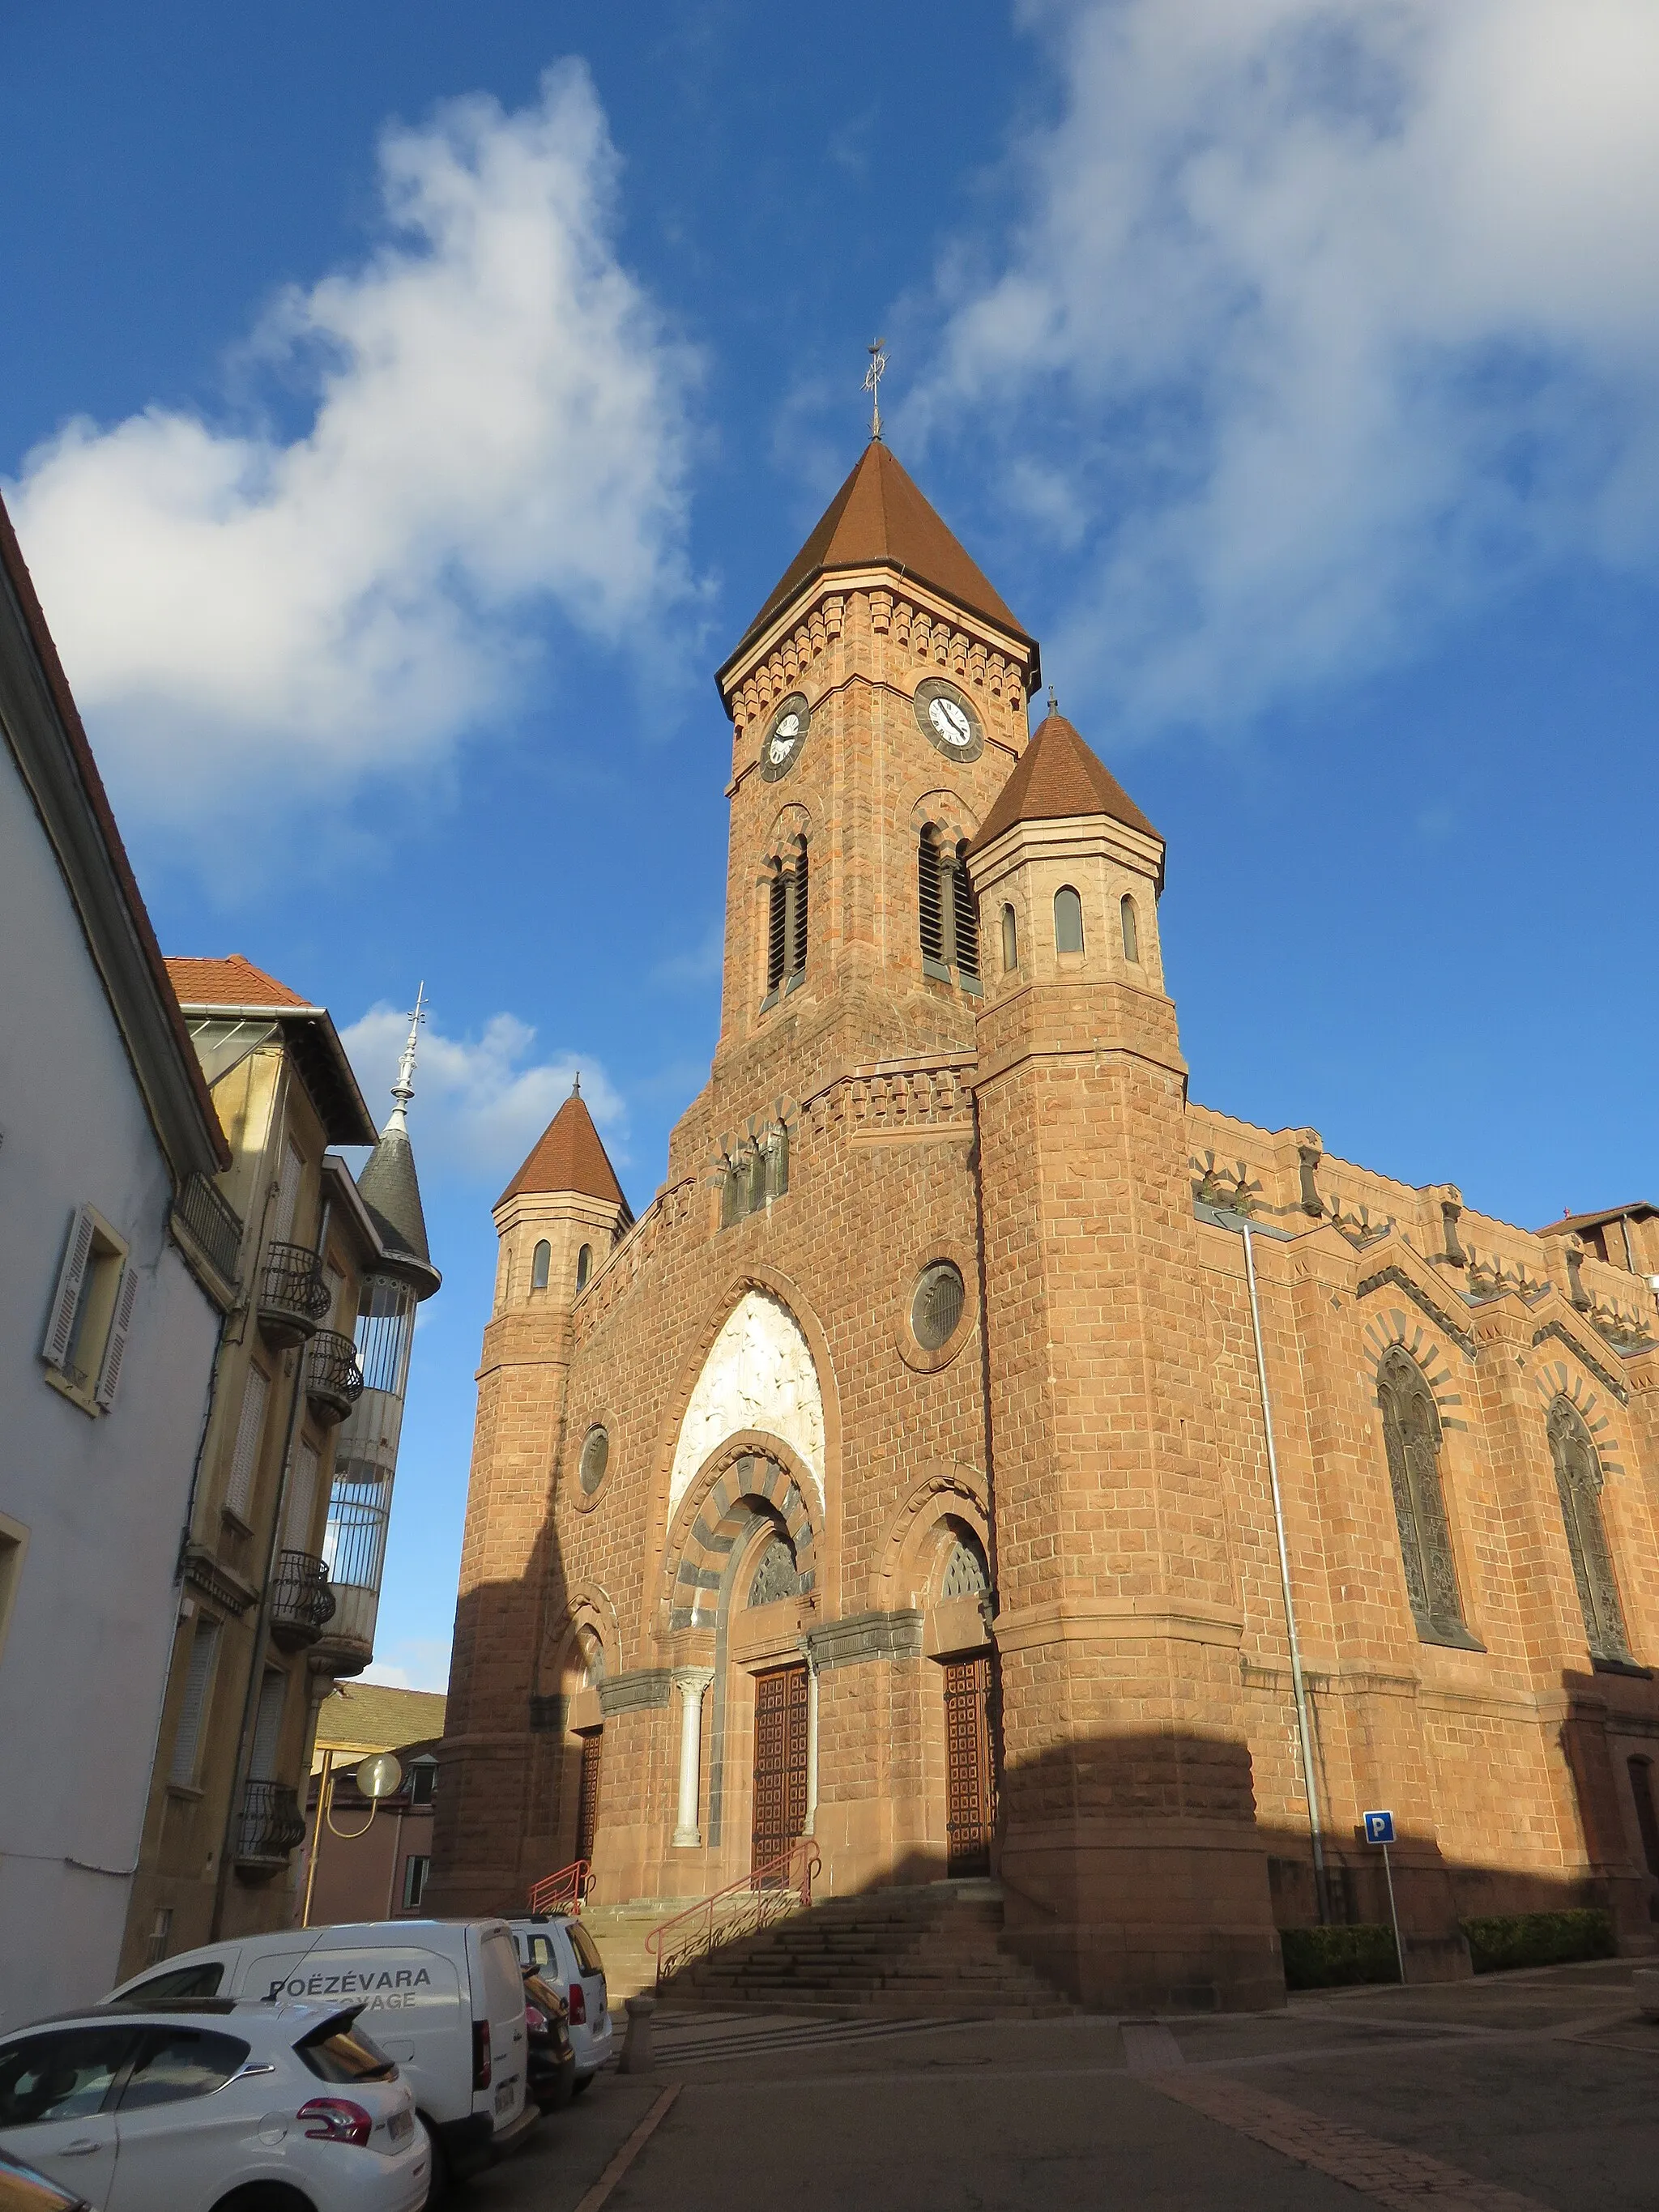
[578,1426,610,1494]
[911,1261,966,1351]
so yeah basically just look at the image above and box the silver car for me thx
[506,1921,612,2091]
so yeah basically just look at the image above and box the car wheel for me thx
[572,2073,594,2097]
[210,2188,316,2212]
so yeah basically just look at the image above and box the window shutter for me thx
[274,1139,304,1243]
[225,1368,270,1522]
[283,1440,321,1553]
[169,1619,220,1787]
[94,1264,139,1409]
[249,1668,288,1779]
[41,1208,96,1371]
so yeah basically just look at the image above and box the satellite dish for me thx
[356,1751,403,1801]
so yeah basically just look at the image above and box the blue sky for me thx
[6,2,1659,1691]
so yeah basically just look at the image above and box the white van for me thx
[108,1920,532,2197]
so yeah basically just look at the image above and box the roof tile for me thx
[499,1088,629,1212]
[970,712,1161,854]
[164,955,312,1009]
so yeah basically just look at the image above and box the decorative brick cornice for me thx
[1355,1263,1476,1357]
[598,1668,674,1716]
[181,1542,255,1619]
[1530,1319,1629,1406]
[803,1609,923,1672]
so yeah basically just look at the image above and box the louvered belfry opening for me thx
[919,832,945,970]
[763,840,808,1004]
[952,842,979,982]
[766,869,788,991]
[919,829,980,991]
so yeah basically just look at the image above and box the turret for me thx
[491,1078,633,1319]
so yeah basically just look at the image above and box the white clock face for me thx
[929,697,973,748]
[760,693,810,781]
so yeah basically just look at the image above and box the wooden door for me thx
[575,1732,603,1868]
[751,1663,808,1879]
[944,1654,996,1877]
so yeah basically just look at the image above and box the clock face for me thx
[913,678,983,763]
[760,693,810,782]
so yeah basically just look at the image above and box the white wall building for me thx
[0,496,228,2026]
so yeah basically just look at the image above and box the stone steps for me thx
[662,1878,1077,2018]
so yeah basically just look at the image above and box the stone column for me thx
[671,1669,714,1848]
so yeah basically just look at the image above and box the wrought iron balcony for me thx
[270,1549,336,1650]
[305,1330,365,1425]
[258,1241,331,1345]
[170,1171,245,1292]
[234,1779,307,1873]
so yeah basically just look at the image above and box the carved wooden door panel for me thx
[944,1654,996,1877]
[751,1663,808,1879]
[575,1732,603,1869]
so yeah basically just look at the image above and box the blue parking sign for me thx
[1363,1809,1395,1845]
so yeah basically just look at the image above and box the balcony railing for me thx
[235,1779,307,1872]
[270,1549,336,1649]
[305,1330,365,1425]
[258,1241,331,1345]
[171,1172,245,1289]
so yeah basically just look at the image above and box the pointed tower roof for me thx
[356,995,441,1299]
[497,1082,631,1220]
[720,444,1034,680]
[970,710,1162,855]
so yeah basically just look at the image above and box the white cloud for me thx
[343,1002,627,1179]
[360,1638,453,1696]
[6,64,698,821]
[915,0,1659,732]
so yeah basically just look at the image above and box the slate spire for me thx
[357,993,441,1298]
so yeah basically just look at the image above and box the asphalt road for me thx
[473,1958,1659,2212]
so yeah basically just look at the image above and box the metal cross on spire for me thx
[387,982,426,1132]
[864,338,888,442]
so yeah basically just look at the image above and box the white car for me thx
[0,1999,429,2212]
[506,1920,612,2090]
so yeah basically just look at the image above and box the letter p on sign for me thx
[1363,1810,1395,1845]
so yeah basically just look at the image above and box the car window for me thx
[523,1934,556,1973]
[118,1962,224,2004]
[118,2030,249,2110]
[567,1923,605,1980]
[295,2016,397,2084]
[0,2027,139,2126]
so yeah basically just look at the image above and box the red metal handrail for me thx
[644,1835,821,1988]
[526,1858,591,1918]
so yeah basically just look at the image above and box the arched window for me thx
[1001,905,1018,973]
[939,1527,990,1602]
[531,1239,551,1291]
[1377,1348,1469,1644]
[1054,884,1084,953]
[575,1244,592,1292]
[918,831,979,987]
[1628,1757,1659,1879]
[1120,894,1140,963]
[1548,1398,1631,1661]
[765,846,809,999]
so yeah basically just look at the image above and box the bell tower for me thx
[689,441,1042,1153]
[966,710,1283,2012]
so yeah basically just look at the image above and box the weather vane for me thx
[864,339,887,442]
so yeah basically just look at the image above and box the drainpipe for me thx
[1239,1220,1329,1924]
[210,1187,332,1939]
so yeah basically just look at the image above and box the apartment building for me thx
[117,974,440,1976]
[0,500,228,2025]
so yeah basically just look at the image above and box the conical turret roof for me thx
[721,443,1034,679]
[498,1086,630,1218]
[358,1121,440,1299]
[970,710,1161,854]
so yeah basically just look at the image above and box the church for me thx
[429,438,1659,2010]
